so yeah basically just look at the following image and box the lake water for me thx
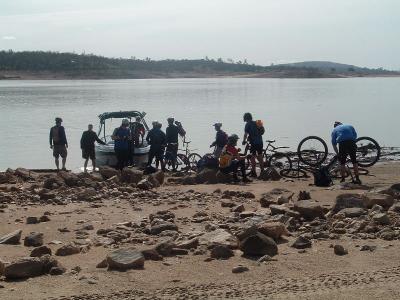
[0,78,399,171]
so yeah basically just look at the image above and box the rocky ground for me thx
[1,163,400,300]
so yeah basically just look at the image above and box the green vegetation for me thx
[0,50,398,79]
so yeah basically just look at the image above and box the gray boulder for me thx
[30,246,52,257]
[24,232,44,247]
[331,193,365,214]
[337,207,366,218]
[4,257,45,279]
[290,235,312,249]
[293,201,324,220]
[55,243,80,256]
[362,193,394,209]
[210,245,234,259]
[99,166,119,179]
[106,248,145,270]
[239,232,278,257]
[199,229,238,249]
[150,222,178,235]
[0,229,22,245]
[121,168,143,184]
[372,213,390,225]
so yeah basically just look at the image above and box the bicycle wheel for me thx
[297,136,328,167]
[188,153,202,171]
[268,153,292,171]
[355,137,381,167]
[280,168,308,179]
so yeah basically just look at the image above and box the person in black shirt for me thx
[146,121,167,171]
[165,117,186,170]
[210,123,228,158]
[80,124,106,172]
[49,117,68,171]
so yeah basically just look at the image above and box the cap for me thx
[213,123,222,128]
[122,119,129,125]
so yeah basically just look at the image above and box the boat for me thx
[95,111,150,167]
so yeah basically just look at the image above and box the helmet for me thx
[122,119,129,126]
[228,134,239,142]
[213,123,222,128]
[243,112,253,122]
[55,117,63,123]
[167,117,175,123]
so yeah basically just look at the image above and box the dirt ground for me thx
[1,162,400,300]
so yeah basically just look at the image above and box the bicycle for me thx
[162,137,202,172]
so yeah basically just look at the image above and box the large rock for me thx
[121,168,143,184]
[154,239,176,256]
[337,207,366,218]
[30,246,52,257]
[137,178,153,190]
[4,257,45,279]
[24,232,44,247]
[0,229,22,245]
[239,232,278,257]
[256,221,289,240]
[43,175,65,189]
[14,168,35,180]
[58,171,80,187]
[260,188,292,208]
[196,168,218,184]
[175,238,199,250]
[362,193,394,209]
[258,167,281,181]
[99,166,119,180]
[150,222,178,235]
[210,245,234,259]
[55,243,80,256]
[331,194,365,214]
[290,235,312,249]
[199,229,238,249]
[293,201,324,220]
[106,248,145,270]
[148,170,164,187]
[372,213,390,225]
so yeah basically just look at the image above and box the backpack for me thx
[313,167,332,187]
[256,120,265,136]
[197,154,219,171]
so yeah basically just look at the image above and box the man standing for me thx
[80,124,106,172]
[146,121,166,171]
[165,117,185,170]
[112,119,131,170]
[210,123,228,158]
[242,112,264,177]
[331,121,361,184]
[49,117,68,171]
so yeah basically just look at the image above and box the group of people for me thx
[49,112,362,185]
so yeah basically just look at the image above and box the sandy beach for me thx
[1,162,400,299]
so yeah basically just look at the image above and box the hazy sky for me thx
[1,0,399,69]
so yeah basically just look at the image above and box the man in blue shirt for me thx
[112,119,131,170]
[331,121,361,184]
[242,112,264,177]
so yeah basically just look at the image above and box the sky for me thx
[0,0,399,70]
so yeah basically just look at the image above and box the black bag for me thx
[313,167,332,187]
[197,154,219,171]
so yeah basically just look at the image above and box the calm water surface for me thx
[0,78,399,170]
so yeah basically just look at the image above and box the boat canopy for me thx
[98,111,147,124]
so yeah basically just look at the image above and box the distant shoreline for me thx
[2,71,400,80]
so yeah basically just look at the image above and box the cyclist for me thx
[210,123,228,158]
[146,121,166,171]
[219,134,251,183]
[242,112,264,177]
[331,121,361,184]
[165,117,186,170]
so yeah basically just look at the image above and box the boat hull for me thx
[95,143,150,167]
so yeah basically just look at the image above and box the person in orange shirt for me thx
[219,134,251,183]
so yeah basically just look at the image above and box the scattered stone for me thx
[195,168,217,184]
[121,168,143,184]
[4,257,45,279]
[256,221,289,240]
[337,207,366,218]
[372,213,390,225]
[232,204,245,213]
[334,244,348,256]
[298,191,311,201]
[154,239,175,256]
[257,255,275,263]
[0,229,22,245]
[30,245,52,257]
[175,237,199,250]
[240,232,278,257]
[137,178,153,190]
[389,203,400,213]
[106,248,145,270]
[150,222,178,235]
[96,259,108,268]
[199,229,238,249]
[258,167,281,181]
[24,232,44,247]
[331,194,365,214]
[39,215,51,222]
[362,193,394,209]
[290,235,312,249]
[360,245,377,252]
[55,243,80,256]
[210,245,234,259]
[293,200,324,220]
[26,216,39,224]
[232,265,249,273]
[98,166,119,179]
[141,249,163,261]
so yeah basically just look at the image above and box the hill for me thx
[0,51,398,79]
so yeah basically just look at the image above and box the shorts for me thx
[82,148,95,160]
[250,143,263,155]
[53,145,67,159]
[338,140,357,165]
[149,147,164,161]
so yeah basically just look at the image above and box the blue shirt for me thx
[113,126,131,150]
[331,124,357,145]
[245,121,263,145]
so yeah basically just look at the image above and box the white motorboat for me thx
[95,111,150,167]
